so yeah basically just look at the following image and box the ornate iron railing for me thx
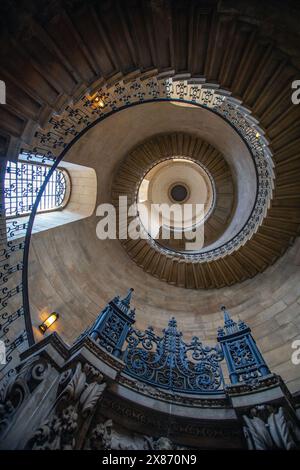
[83,289,271,395]
[123,317,225,394]
[217,306,270,384]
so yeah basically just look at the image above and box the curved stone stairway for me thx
[13,69,300,288]
[0,0,300,384]
[0,1,299,289]
[112,132,235,265]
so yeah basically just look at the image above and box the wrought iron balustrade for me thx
[0,153,61,385]
[85,290,271,395]
[123,318,225,394]
[217,306,270,384]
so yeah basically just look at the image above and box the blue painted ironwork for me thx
[0,284,23,312]
[86,292,274,394]
[123,317,224,395]
[0,152,64,365]
[0,240,25,258]
[217,306,270,385]
[87,290,226,394]
[90,288,135,358]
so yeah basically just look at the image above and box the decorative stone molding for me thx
[118,375,229,408]
[26,362,106,450]
[0,355,50,438]
[86,418,188,451]
[0,326,299,450]
[242,404,300,450]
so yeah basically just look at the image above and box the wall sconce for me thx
[39,312,59,333]
[88,92,105,109]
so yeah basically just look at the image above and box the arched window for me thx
[4,161,69,217]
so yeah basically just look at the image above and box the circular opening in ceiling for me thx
[169,183,189,203]
[136,157,216,251]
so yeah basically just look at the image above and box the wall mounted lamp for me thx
[88,92,105,109]
[39,312,59,333]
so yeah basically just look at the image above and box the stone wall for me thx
[27,213,300,394]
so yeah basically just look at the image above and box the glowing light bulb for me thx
[39,312,59,333]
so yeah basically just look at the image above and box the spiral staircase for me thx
[1,0,300,401]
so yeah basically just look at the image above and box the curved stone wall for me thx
[28,213,300,393]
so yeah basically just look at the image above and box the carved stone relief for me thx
[86,417,187,451]
[243,405,300,450]
[26,362,106,450]
[0,355,50,438]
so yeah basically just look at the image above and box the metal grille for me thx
[4,161,67,217]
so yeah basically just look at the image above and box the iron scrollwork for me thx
[4,161,67,218]
[123,317,224,394]
[217,307,270,385]
[0,307,24,340]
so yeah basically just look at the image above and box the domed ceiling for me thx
[113,133,234,251]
